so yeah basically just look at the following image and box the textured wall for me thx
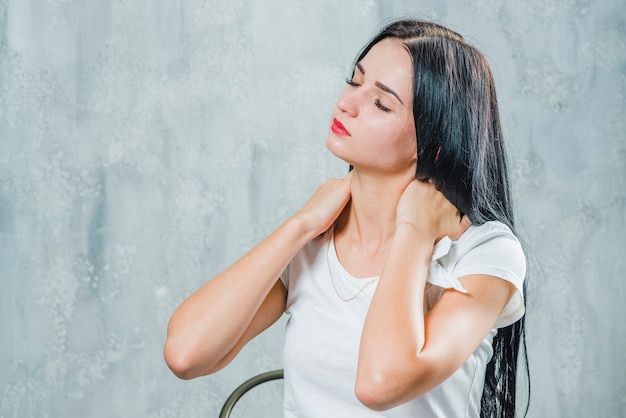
[0,1,624,417]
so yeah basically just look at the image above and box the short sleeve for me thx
[451,222,526,328]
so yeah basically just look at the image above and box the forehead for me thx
[358,38,413,101]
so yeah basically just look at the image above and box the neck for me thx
[335,169,413,251]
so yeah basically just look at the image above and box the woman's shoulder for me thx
[456,220,521,249]
[449,220,526,281]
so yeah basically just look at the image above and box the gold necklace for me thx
[326,226,379,302]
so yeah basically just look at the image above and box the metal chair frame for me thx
[218,369,284,418]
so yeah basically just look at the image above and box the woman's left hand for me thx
[396,180,470,242]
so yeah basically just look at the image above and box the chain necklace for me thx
[326,226,379,302]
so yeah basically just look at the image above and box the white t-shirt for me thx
[280,221,526,418]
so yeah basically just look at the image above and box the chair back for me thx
[219,369,284,418]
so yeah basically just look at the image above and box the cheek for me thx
[402,139,418,164]
[374,128,416,168]
[391,123,417,160]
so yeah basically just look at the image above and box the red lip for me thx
[331,118,350,136]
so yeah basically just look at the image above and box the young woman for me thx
[164,19,528,418]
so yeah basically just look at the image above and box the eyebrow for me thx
[356,62,405,106]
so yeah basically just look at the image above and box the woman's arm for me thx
[164,218,305,379]
[355,180,516,410]
[164,174,352,380]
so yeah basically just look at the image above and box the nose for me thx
[336,85,360,117]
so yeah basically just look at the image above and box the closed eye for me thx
[346,76,391,112]
[346,77,360,87]
[375,100,391,112]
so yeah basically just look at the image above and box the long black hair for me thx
[353,19,529,418]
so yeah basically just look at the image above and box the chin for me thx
[325,138,350,163]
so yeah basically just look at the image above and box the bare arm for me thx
[164,173,352,379]
[356,181,516,410]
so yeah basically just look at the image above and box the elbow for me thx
[355,360,435,411]
[354,371,402,411]
[164,333,222,380]
[164,319,230,380]
[163,338,197,380]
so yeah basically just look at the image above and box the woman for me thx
[164,19,528,418]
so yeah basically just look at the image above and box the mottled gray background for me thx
[1,0,624,417]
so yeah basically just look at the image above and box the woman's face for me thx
[326,38,416,176]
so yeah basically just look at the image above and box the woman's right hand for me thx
[293,171,353,236]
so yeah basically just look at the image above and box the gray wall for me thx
[1,1,624,417]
